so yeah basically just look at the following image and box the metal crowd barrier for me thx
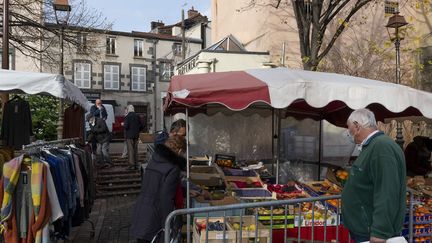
[163,189,417,243]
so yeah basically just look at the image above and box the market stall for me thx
[0,69,89,149]
[164,67,432,242]
[0,69,88,108]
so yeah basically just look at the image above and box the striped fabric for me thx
[31,160,44,243]
[1,155,24,222]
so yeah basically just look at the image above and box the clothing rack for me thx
[21,136,96,239]
[22,137,81,150]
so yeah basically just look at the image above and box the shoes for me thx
[121,154,127,158]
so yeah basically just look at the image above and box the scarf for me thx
[1,155,24,222]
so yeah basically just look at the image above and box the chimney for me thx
[151,21,165,30]
[188,7,199,18]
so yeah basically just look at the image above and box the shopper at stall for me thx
[123,105,143,170]
[130,135,186,243]
[154,119,186,145]
[404,136,432,177]
[341,108,406,243]
[86,113,112,168]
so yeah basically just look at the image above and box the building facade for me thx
[211,0,432,89]
[11,7,210,133]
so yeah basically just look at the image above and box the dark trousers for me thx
[126,138,138,166]
[350,231,369,243]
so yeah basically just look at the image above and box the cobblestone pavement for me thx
[70,195,139,243]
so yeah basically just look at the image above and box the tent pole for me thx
[271,109,275,177]
[186,108,191,243]
[318,120,323,181]
[276,109,282,184]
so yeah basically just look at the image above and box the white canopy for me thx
[0,69,88,109]
[167,67,432,127]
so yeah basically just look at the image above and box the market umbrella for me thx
[165,67,432,126]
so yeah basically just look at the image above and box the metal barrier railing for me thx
[164,195,342,243]
[163,190,416,243]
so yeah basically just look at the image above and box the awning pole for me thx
[186,108,191,243]
[276,109,282,184]
[271,109,275,176]
[318,120,323,181]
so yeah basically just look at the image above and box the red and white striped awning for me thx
[165,68,432,127]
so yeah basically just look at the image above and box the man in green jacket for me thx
[341,109,406,243]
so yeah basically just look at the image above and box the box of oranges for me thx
[326,167,349,187]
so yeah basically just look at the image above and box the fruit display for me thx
[257,207,287,215]
[196,220,227,231]
[232,222,256,231]
[216,159,234,167]
[267,182,308,200]
[215,154,236,168]
[228,179,263,189]
[304,180,342,195]
[335,169,349,183]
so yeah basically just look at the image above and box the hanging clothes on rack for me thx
[1,96,33,150]
[0,138,95,242]
[0,155,51,243]
[63,104,85,143]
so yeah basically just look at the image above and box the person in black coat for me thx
[86,113,112,168]
[130,135,186,243]
[123,105,143,170]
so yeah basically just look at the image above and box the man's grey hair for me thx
[126,104,135,113]
[347,108,378,129]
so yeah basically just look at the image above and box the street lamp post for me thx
[53,0,71,140]
[386,11,408,148]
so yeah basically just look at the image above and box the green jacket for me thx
[341,132,406,239]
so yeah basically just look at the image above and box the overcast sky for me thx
[85,0,211,32]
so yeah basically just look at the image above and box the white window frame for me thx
[106,37,116,55]
[134,39,144,57]
[73,62,91,88]
[161,62,173,81]
[104,64,120,90]
[173,43,182,56]
[131,66,146,91]
[77,33,87,52]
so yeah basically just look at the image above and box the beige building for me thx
[11,7,210,133]
[175,35,270,75]
[211,0,432,89]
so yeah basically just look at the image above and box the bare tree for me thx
[0,0,112,70]
[240,0,375,70]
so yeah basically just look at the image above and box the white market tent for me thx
[0,69,88,108]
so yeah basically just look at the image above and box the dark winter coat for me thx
[90,104,107,120]
[130,144,185,242]
[124,112,143,139]
[87,117,110,143]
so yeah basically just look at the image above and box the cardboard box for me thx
[139,133,154,143]
[226,216,270,242]
[193,217,236,243]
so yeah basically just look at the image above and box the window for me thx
[131,67,146,91]
[134,39,144,57]
[104,65,120,90]
[173,43,182,57]
[0,52,13,70]
[77,33,87,52]
[106,37,116,55]
[385,0,398,15]
[160,62,173,81]
[74,63,91,88]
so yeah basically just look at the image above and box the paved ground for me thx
[68,141,147,243]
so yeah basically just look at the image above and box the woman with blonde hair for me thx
[130,135,186,243]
